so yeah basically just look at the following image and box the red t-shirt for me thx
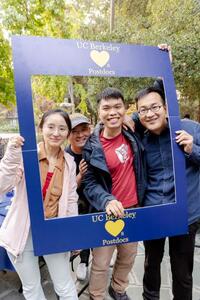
[42,172,53,200]
[100,132,138,208]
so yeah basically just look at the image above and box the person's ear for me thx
[97,107,101,121]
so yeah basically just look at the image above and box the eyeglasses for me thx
[138,105,163,116]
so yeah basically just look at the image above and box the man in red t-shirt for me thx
[83,87,146,300]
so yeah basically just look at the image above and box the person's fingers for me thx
[80,159,86,164]
[79,164,88,175]
[106,201,124,217]
[158,44,170,51]
[176,135,191,142]
[175,131,193,154]
[79,160,88,173]
[81,162,88,168]
[158,43,168,49]
[81,168,88,175]
[176,134,187,142]
[82,165,88,170]
[9,136,25,148]
[80,161,87,168]
[158,44,172,63]
[123,115,135,132]
[176,130,190,137]
[106,205,112,215]
[175,131,193,143]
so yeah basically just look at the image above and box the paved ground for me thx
[0,233,200,300]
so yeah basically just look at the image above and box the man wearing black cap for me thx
[65,113,91,281]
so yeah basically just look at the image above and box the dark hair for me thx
[135,86,165,107]
[39,109,72,135]
[97,87,124,105]
[183,113,190,119]
[153,79,164,92]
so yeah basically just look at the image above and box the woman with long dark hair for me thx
[0,109,79,300]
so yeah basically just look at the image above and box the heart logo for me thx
[105,220,125,237]
[90,50,110,68]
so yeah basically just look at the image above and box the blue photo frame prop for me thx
[12,36,188,256]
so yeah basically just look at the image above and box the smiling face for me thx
[137,92,167,135]
[68,123,91,153]
[42,113,69,148]
[98,97,125,137]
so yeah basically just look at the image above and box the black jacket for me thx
[83,125,146,212]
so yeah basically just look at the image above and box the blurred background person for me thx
[66,113,91,281]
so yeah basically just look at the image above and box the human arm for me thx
[83,162,116,212]
[177,121,200,165]
[123,114,146,137]
[83,164,124,217]
[0,136,24,194]
[154,44,172,93]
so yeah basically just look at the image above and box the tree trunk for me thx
[68,78,75,113]
[110,0,115,33]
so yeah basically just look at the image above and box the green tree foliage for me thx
[0,0,75,37]
[146,0,200,120]
[0,0,199,121]
[0,27,15,107]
